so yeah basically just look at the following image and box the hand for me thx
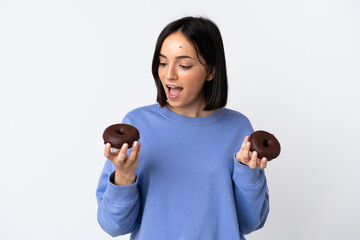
[104,141,141,185]
[235,136,267,169]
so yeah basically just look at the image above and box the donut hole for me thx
[115,130,125,136]
[263,139,270,148]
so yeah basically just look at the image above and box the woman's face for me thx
[158,31,214,117]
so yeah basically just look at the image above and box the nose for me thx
[166,64,178,80]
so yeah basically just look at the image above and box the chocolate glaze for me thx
[249,130,281,161]
[103,124,140,149]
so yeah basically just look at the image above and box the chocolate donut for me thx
[103,124,140,149]
[249,130,281,161]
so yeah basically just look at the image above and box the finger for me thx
[104,143,122,166]
[259,157,268,169]
[240,150,250,165]
[104,143,114,159]
[127,141,140,165]
[240,136,250,151]
[112,148,120,155]
[236,136,251,164]
[249,151,258,169]
[242,141,252,160]
[257,158,261,166]
[117,143,129,162]
[135,142,141,160]
[245,141,251,153]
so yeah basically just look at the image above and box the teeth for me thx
[167,85,180,88]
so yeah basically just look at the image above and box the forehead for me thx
[160,31,197,57]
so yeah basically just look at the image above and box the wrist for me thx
[235,153,246,166]
[114,169,136,186]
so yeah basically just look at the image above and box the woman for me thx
[96,16,269,240]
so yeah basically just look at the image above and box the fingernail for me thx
[133,141,138,147]
[247,142,250,147]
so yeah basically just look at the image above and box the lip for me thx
[165,84,183,100]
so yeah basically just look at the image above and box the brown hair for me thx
[152,16,228,111]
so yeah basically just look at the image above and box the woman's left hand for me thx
[235,136,268,169]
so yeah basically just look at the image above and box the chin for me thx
[166,101,183,109]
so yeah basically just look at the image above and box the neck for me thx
[166,103,215,117]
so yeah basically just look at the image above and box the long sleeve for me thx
[96,159,141,236]
[232,158,270,235]
[96,104,270,240]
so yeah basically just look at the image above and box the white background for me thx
[1,0,359,239]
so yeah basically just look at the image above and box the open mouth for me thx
[166,84,183,99]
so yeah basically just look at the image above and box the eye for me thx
[159,62,167,67]
[180,65,193,70]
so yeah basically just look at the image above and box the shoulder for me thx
[124,104,158,117]
[122,104,159,124]
[218,108,254,136]
[221,108,252,126]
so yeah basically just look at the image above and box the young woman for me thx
[96,16,269,240]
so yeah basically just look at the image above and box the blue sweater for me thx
[96,104,269,240]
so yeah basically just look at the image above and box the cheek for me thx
[158,69,167,84]
[184,81,205,98]
[158,67,164,78]
[184,71,207,87]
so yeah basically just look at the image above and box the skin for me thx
[104,142,140,185]
[158,31,215,117]
[104,31,266,186]
[235,136,268,169]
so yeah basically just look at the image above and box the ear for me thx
[206,66,215,81]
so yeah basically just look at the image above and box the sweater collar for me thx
[156,104,226,126]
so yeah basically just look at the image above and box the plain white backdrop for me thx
[1,0,359,239]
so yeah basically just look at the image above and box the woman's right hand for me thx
[104,141,141,186]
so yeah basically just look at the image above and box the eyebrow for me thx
[159,53,195,60]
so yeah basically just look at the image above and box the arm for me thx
[232,134,270,234]
[96,142,141,236]
[232,159,270,235]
